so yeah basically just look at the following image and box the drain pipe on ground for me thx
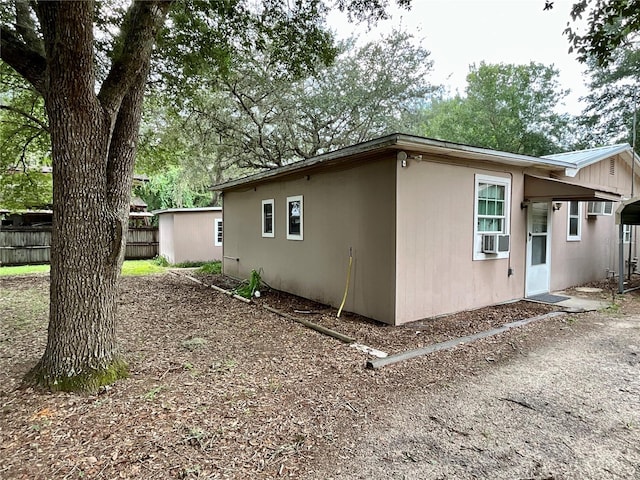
[366,311,566,369]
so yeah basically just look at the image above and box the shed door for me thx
[526,202,551,297]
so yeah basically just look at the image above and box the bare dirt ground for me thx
[0,272,638,479]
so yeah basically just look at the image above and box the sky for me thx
[328,0,589,114]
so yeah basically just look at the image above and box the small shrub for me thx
[153,255,170,267]
[235,269,263,298]
[197,261,222,274]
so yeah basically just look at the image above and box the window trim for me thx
[214,218,223,247]
[567,201,581,241]
[286,195,303,241]
[261,199,275,238]
[624,224,632,243]
[473,174,510,261]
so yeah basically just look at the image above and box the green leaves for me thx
[0,63,51,209]
[418,62,573,156]
[579,44,639,149]
[565,0,640,67]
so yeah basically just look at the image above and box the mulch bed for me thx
[0,271,628,479]
[194,272,559,354]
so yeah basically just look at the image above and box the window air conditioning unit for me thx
[587,201,613,216]
[482,234,510,254]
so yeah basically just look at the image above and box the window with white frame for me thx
[214,218,223,246]
[567,201,581,241]
[473,174,510,260]
[624,224,632,243]
[286,195,303,240]
[587,201,613,215]
[262,199,274,238]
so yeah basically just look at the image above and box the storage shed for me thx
[153,207,223,264]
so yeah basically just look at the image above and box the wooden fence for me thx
[0,226,158,266]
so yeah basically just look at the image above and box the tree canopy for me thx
[417,62,573,156]
[134,29,438,210]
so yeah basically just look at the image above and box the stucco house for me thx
[154,207,223,264]
[214,134,639,325]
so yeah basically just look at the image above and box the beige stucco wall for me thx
[158,209,222,264]
[549,203,619,290]
[395,159,526,324]
[222,158,397,323]
[550,154,637,290]
[158,214,175,263]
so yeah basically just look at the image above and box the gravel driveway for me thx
[319,314,640,479]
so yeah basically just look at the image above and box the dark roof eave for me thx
[212,133,577,192]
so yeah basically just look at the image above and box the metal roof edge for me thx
[543,143,633,170]
[152,207,222,215]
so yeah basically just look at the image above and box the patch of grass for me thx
[602,302,621,314]
[0,264,50,276]
[144,385,164,401]
[196,261,222,274]
[173,260,206,268]
[120,260,166,276]
[211,358,237,373]
[0,260,165,277]
[181,337,208,351]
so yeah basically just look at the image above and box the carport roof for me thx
[524,174,622,202]
[615,197,640,225]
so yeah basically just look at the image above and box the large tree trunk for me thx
[22,2,124,391]
[20,1,168,392]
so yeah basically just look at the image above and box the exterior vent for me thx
[482,234,510,254]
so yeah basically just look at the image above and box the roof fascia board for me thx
[152,207,222,215]
[212,133,578,191]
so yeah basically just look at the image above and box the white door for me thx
[526,202,551,297]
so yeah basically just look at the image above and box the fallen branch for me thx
[263,305,355,344]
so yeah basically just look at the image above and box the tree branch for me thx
[97,1,173,116]
[15,0,44,56]
[0,104,49,132]
[0,26,46,94]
